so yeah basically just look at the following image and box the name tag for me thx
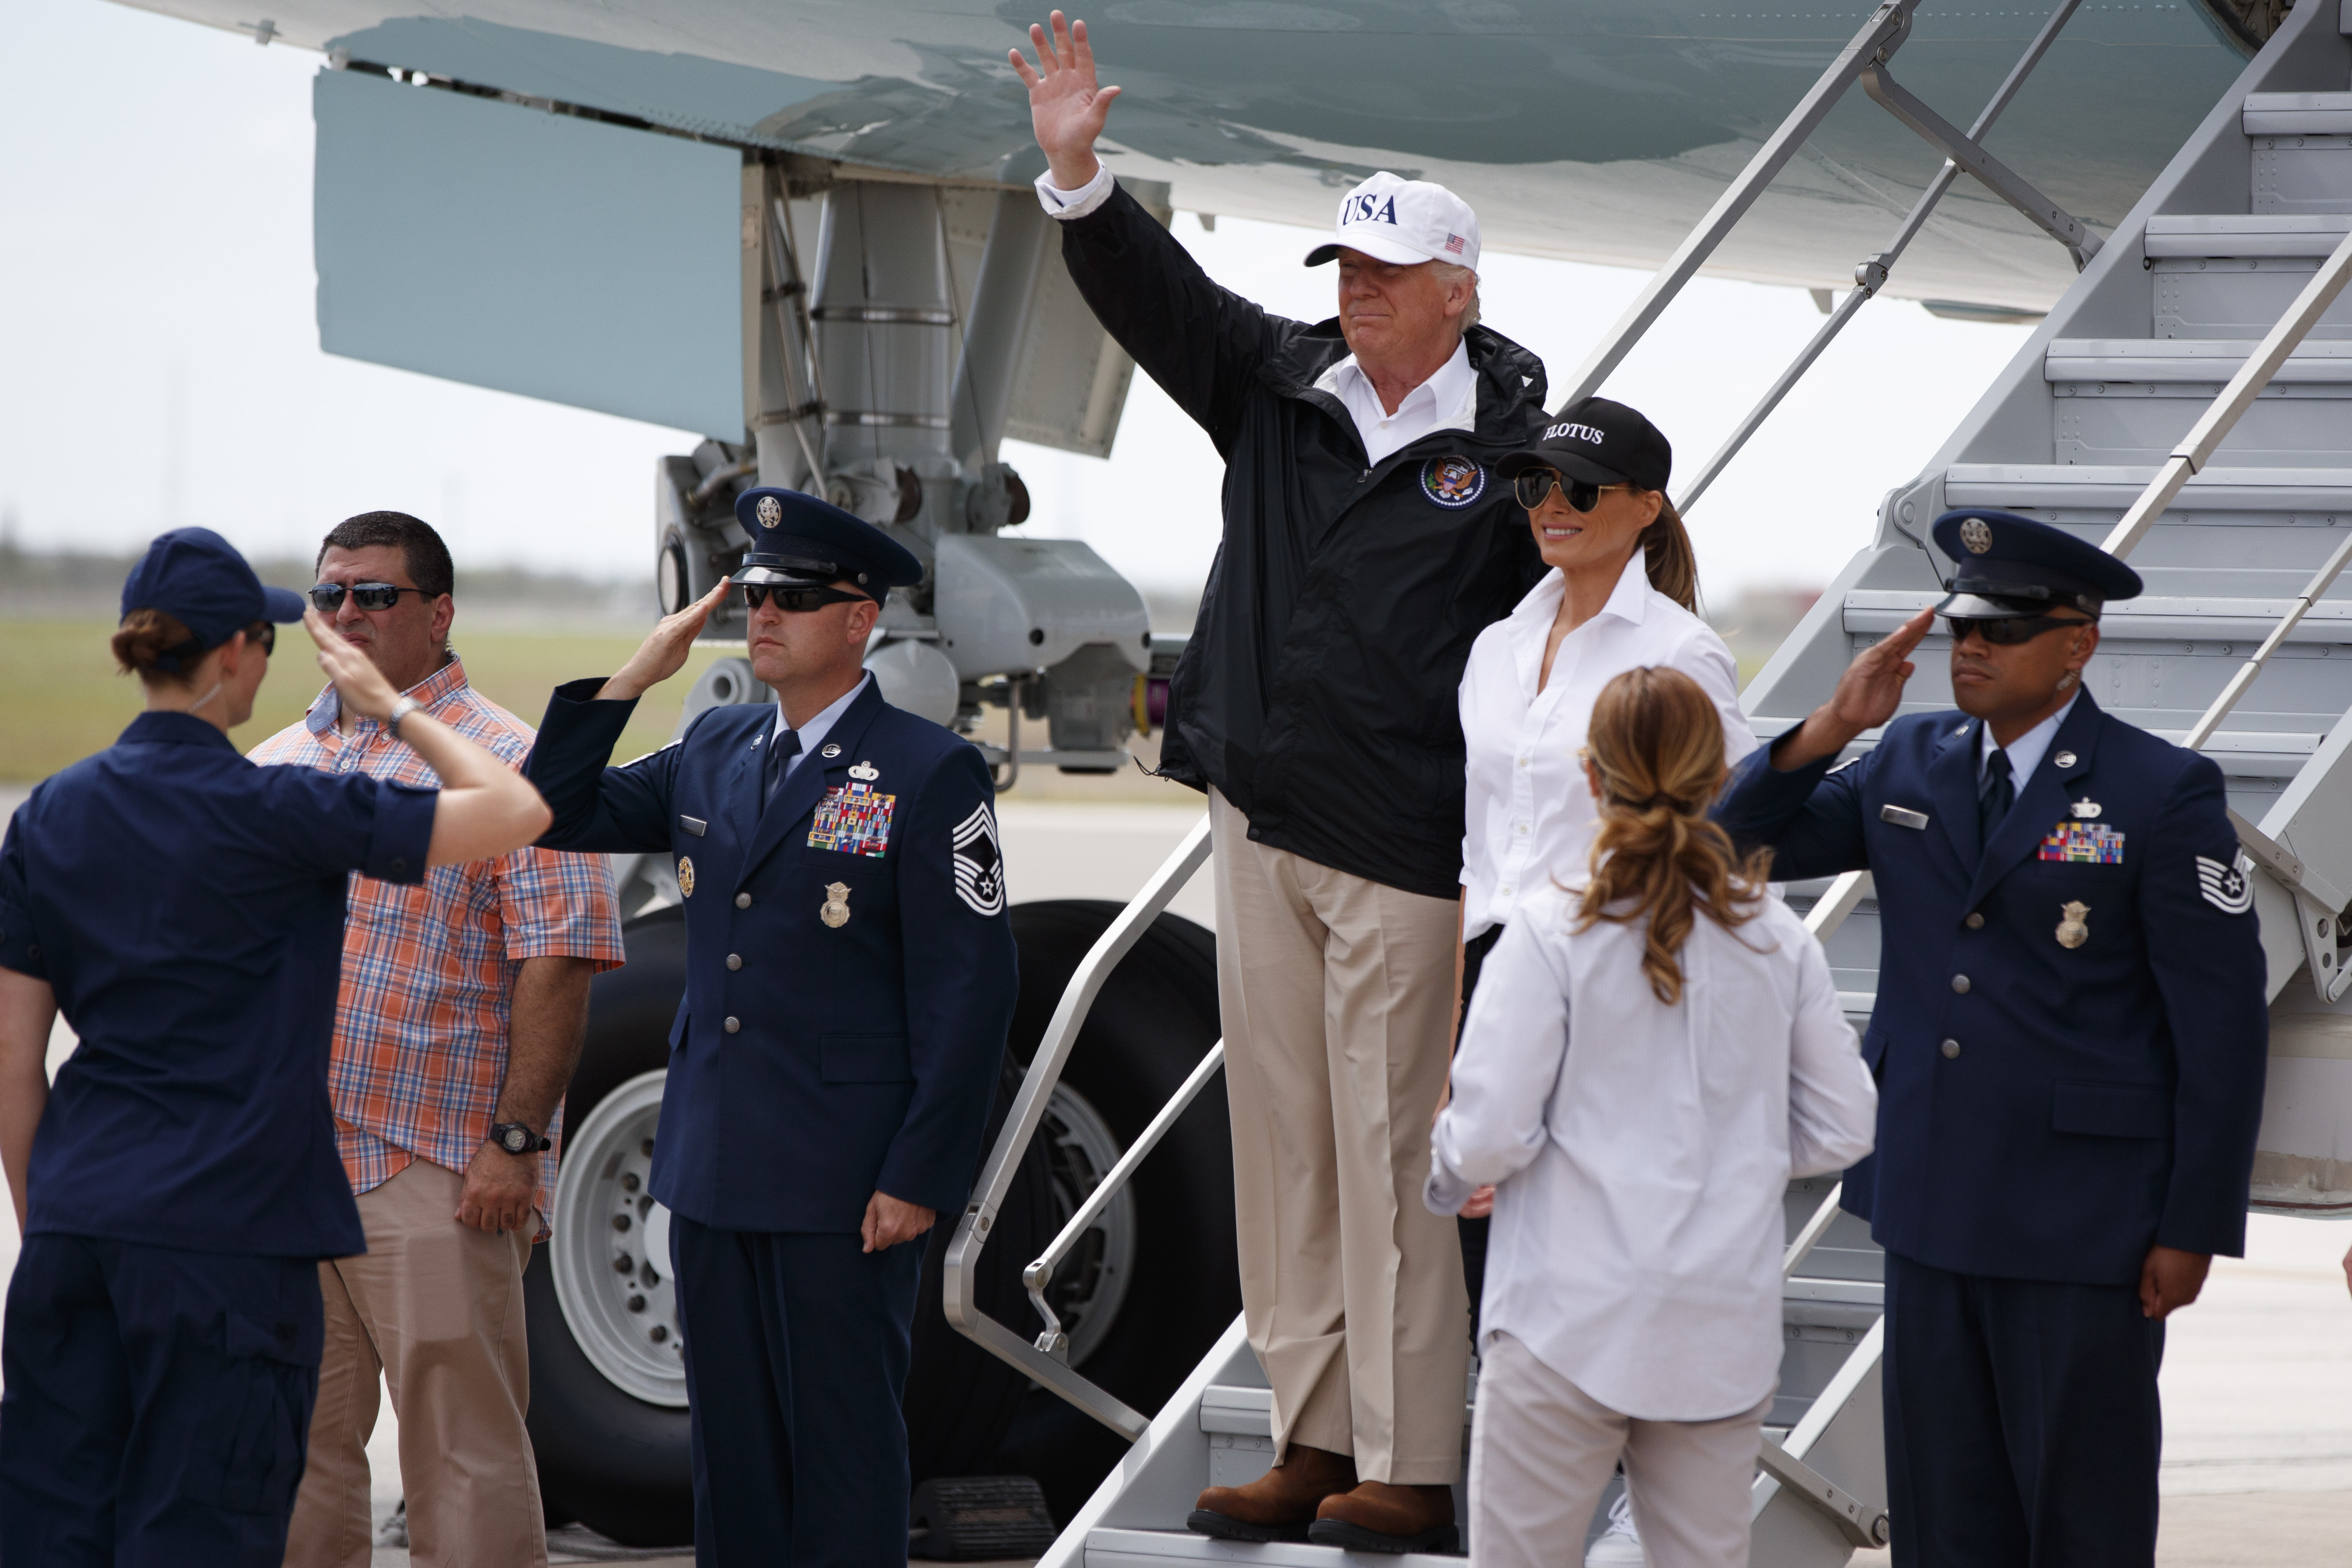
[679,815,707,837]
[1880,804,1930,831]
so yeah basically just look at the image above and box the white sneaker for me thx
[1583,1490,1643,1567]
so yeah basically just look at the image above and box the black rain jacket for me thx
[1059,184,1549,899]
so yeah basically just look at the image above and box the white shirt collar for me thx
[1315,339,1477,444]
[1979,689,2081,791]
[773,672,871,772]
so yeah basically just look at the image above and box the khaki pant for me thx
[1469,1332,1768,1568]
[283,1159,547,1568]
[1210,789,1469,1485]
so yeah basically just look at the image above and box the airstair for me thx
[946,3,2352,1562]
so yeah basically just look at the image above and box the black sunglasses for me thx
[310,582,428,613]
[244,622,276,655]
[1943,613,2093,647]
[739,583,873,613]
[1514,468,1621,514]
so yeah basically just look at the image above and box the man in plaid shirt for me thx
[252,512,624,1568]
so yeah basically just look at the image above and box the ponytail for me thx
[1638,495,1699,613]
[1573,666,1772,1004]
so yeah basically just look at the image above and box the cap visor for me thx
[261,585,307,622]
[1934,591,2051,620]
[1304,233,1435,267]
[732,564,831,585]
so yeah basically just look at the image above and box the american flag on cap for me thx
[1444,233,1466,254]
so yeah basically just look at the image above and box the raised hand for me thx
[306,608,400,720]
[1010,11,1121,190]
[1774,607,1934,770]
[599,580,728,703]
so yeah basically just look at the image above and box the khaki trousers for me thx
[1468,1332,1768,1568]
[1210,789,1469,1485]
[283,1158,547,1568]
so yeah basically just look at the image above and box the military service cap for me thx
[731,486,924,601]
[1931,508,2142,621]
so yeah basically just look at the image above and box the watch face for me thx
[501,1128,527,1152]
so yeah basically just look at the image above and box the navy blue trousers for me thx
[0,1234,323,1568]
[670,1218,924,1568]
[1884,1251,2164,1568]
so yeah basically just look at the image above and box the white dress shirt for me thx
[1427,886,1878,1420]
[1459,554,1755,940]
[1036,167,1478,464]
[1979,688,2081,795]
[770,673,870,783]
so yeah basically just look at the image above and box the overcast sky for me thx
[2,1,2036,603]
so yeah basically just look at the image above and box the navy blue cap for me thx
[120,527,306,667]
[731,486,923,599]
[1931,509,2141,620]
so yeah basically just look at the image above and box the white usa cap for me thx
[1304,171,1480,272]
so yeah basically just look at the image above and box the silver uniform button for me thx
[735,892,752,909]
[724,1017,740,1034]
[1965,913,1984,930]
[1951,974,1971,994]
[726,953,742,971]
[1942,1038,1961,1059]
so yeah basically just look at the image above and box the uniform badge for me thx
[2056,901,2090,949]
[2040,819,2124,864]
[756,495,782,529]
[821,742,842,759]
[820,882,851,928]
[2053,751,2077,769]
[951,802,1006,916]
[2069,798,2101,819]
[1960,517,1993,554]
[2196,851,2254,915]
[849,760,879,782]
[808,781,896,857]
[677,856,696,898]
[1420,455,1487,509]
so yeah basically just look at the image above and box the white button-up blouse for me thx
[1459,554,1756,940]
[1427,886,1878,1419]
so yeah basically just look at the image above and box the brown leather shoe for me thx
[1308,1480,1460,1554]
[1188,1445,1359,1542]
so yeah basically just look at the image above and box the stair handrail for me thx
[942,816,1215,1440]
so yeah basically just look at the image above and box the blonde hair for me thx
[1574,666,1773,1004]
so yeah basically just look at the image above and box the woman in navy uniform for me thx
[1714,510,2268,1567]
[0,527,553,1566]
[523,488,1017,1567]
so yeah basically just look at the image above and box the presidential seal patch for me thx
[808,781,895,858]
[951,801,1006,916]
[1420,455,1487,509]
[2196,851,2254,915]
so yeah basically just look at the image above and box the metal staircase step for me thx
[2046,337,2352,382]
[1947,462,2352,509]
[2244,92,2352,135]
[2146,214,2352,258]
[1085,1528,1465,1567]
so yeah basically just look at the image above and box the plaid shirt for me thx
[249,654,624,1230]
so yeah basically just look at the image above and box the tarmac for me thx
[3,786,2350,1564]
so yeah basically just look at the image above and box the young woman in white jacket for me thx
[1428,666,1878,1568]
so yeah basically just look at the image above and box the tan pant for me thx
[1210,789,1469,1485]
[1469,1332,1768,1568]
[283,1158,547,1568]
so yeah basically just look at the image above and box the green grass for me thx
[0,619,739,781]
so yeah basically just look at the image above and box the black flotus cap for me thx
[1495,397,1673,494]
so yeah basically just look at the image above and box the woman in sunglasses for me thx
[0,528,551,1563]
[1447,396,1755,1564]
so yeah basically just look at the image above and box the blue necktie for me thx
[1979,746,2015,842]
[762,729,802,808]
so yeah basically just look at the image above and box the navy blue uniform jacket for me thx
[526,679,1017,1234]
[1715,693,2267,1285]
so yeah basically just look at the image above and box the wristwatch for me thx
[386,695,421,740]
[489,1121,551,1155]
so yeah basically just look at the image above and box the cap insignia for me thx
[1959,517,1993,554]
[756,495,782,530]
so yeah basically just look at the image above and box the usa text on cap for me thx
[1930,509,2142,620]
[731,486,924,598]
[1303,172,1481,272]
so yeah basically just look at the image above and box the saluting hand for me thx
[306,608,401,721]
[1010,11,1121,192]
[599,580,728,703]
[1773,607,1935,771]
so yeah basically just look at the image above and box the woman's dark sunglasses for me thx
[1513,468,1613,513]
[739,583,872,613]
[1943,613,2092,647]
[309,582,428,613]
[245,622,276,655]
